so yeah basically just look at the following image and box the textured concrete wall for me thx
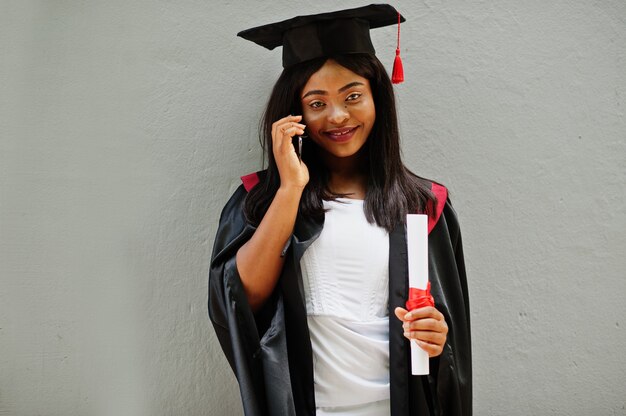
[1,1,624,415]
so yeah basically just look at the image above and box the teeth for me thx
[328,128,354,136]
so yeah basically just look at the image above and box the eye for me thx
[346,92,362,102]
[309,100,325,109]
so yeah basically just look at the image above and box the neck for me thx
[322,150,368,199]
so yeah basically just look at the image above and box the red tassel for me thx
[392,48,404,84]
[391,11,404,84]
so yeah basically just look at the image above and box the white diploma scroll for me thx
[406,214,429,375]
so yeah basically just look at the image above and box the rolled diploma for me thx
[406,214,429,375]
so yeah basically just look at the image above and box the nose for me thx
[327,103,349,125]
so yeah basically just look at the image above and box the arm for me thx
[237,185,303,311]
[236,115,308,312]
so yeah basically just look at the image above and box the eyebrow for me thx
[302,81,365,99]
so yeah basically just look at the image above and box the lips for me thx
[323,126,359,142]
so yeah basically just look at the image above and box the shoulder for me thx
[425,180,463,245]
[219,170,267,220]
[212,176,259,260]
[241,171,260,192]
[240,170,267,192]
[421,179,462,240]
[427,181,448,234]
[218,171,261,225]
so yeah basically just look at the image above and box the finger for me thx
[394,307,409,322]
[272,115,302,129]
[414,339,444,358]
[279,127,305,154]
[287,114,303,122]
[276,116,304,133]
[272,115,303,145]
[280,124,306,137]
[276,123,306,146]
[404,306,445,322]
[403,331,446,357]
[405,329,447,345]
[402,318,448,333]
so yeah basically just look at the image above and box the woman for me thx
[209,5,471,416]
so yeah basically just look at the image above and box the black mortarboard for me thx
[237,4,406,81]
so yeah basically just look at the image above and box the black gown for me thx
[208,172,472,416]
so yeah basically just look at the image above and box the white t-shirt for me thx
[300,198,390,415]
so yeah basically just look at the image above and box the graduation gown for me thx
[208,172,472,416]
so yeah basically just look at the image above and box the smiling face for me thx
[300,59,376,165]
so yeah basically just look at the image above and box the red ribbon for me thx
[406,282,434,311]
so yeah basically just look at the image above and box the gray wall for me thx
[1,1,624,415]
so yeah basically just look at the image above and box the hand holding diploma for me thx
[394,304,448,358]
[394,214,449,374]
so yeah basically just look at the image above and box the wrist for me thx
[276,184,306,202]
[278,183,306,195]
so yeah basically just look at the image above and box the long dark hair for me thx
[244,53,436,232]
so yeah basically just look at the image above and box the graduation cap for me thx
[237,4,406,83]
